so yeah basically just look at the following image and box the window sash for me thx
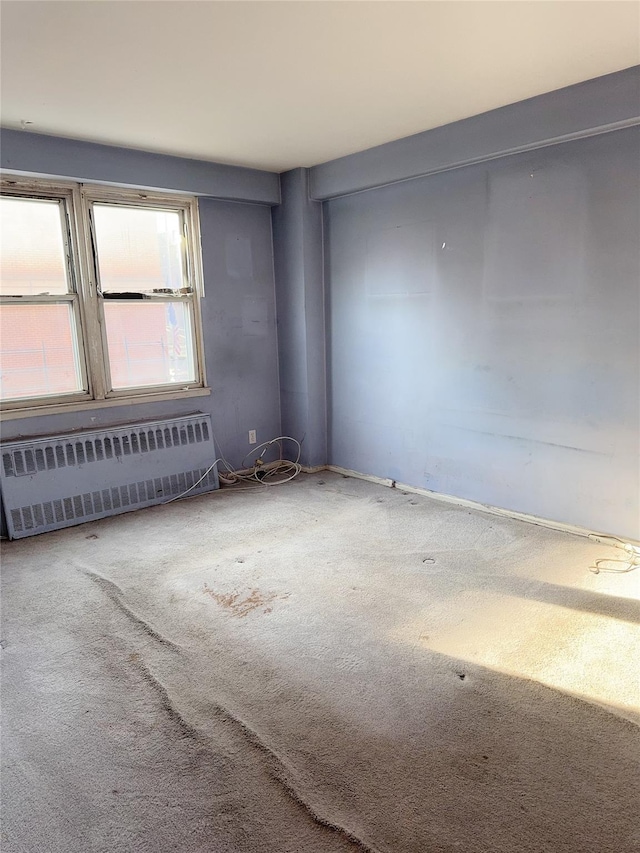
[99,298,200,395]
[88,202,190,295]
[0,195,74,297]
[0,297,89,404]
[0,179,206,411]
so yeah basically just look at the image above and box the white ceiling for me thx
[1,1,638,173]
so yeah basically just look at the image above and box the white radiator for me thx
[0,413,219,539]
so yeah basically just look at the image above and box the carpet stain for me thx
[202,584,290,617]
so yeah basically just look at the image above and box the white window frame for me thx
[0,178,209,420]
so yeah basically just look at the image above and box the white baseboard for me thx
[300,465,329,474]
[325,464,637,546]
[326,465,394,488]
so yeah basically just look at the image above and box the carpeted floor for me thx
[1,471,639,853]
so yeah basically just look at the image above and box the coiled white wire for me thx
[164,435,302,504]
[588,533,640,574]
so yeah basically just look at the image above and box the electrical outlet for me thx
[248,429,257,445]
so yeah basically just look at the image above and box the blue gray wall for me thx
[272,169,326,467]
[324,127,640,538]
[0,128,279,203]
[311,66,640,200]
[199,198,280,465]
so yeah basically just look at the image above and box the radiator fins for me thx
[0,414,218,539]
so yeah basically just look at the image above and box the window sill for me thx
[0,386,211,421]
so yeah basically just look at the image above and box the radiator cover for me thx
[0,413,219,539]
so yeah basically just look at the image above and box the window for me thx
[0,180,206,414]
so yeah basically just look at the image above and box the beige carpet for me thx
[2,471,639,852]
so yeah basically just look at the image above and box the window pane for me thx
[0,303,84,399]
[103,301,195,390]
[93,205,185,294]
[0,197,70,295]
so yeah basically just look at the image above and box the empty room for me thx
[1,2,639,851]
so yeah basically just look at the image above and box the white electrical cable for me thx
[588,533,640,574]
[163,457,227,504]
[164,435,303,504]
[234,436,302,486]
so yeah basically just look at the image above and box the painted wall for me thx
[2,198,281,470]
[1,129,280,204]
[272,169,327,468]
[310,66,640,200]
[325,128,640,538]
